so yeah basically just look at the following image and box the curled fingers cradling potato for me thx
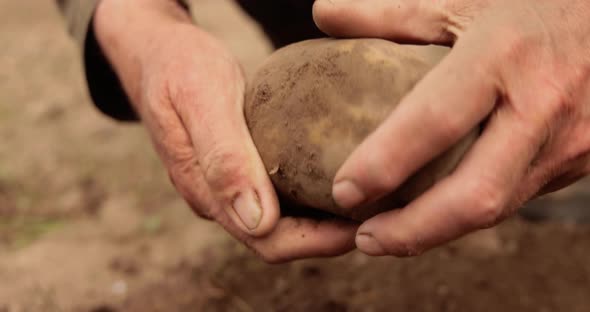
[312,0,590,256]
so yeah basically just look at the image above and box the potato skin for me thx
[245,38,477,221]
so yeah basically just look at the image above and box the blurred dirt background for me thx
[0,1,589,311]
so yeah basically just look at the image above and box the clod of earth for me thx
[245,38,477,221]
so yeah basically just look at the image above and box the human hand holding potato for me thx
[92,0,357,262]
[313,0,590,256]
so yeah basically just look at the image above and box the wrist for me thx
[93,0,192,105]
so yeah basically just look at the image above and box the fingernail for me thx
[333,180,366,208]
[356,233,385,256]
[232,190,263,230]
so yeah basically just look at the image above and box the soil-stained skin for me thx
[245,38,477,220]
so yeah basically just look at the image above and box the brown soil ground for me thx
[0,1,589,312]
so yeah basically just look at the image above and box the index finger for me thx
[356,103,545,256]
[332,39,499,211]
[213,208,358,263]
[249,217,358,263]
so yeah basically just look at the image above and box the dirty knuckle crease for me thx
[202,146,248,192]
[153,128,193,162]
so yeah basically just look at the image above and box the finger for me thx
[248,217,358,263]
[332,41,498,210]
[173,55,280,237]
[355,105,546,256]
[151,101,358,262]
[209,196,358,263]
[140,86,217,220]
[163,140,358,263]
[313,0,464,44]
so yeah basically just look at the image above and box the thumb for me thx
[313,0,465,44]
[173,58,280,237]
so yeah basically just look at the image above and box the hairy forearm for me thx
[93,0,193,108]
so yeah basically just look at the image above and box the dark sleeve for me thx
[56,0,191,121]
[235,0,325,48]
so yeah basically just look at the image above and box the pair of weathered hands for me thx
[95,0,590,262]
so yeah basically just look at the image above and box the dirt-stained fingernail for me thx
[232,190,263,230]
[333,180,366,209]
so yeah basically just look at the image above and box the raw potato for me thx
[245,38,477,221]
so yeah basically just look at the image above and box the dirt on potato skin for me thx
[1,1,590,312]
[245,39,477,221]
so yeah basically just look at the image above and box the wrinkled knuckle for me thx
[441,1,476,31]
[472,198,503,229]
[468,179,507,228]
[202,145,248,193]
[437,115,465,145]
